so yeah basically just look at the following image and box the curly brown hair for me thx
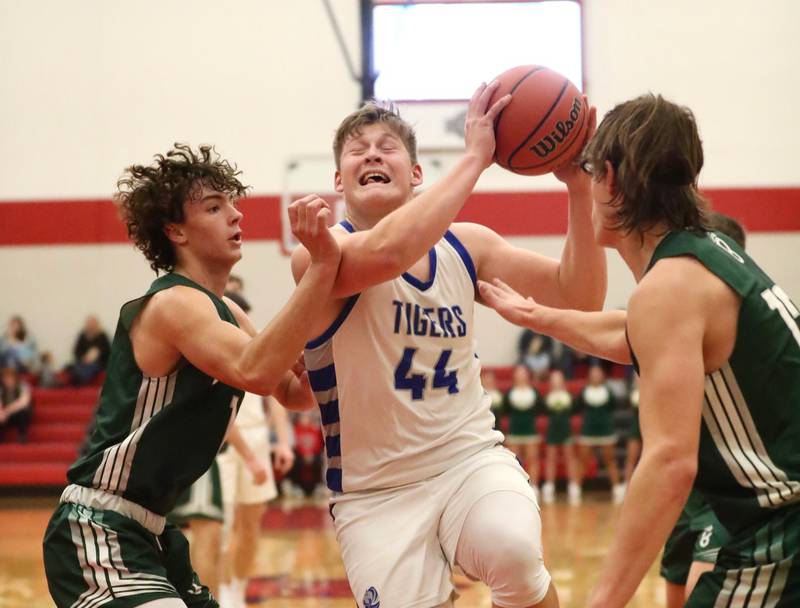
[581,94,708,236]
[115,143,249,273]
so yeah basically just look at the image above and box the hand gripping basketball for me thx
[488,65,589,176]
[464,80,512,170]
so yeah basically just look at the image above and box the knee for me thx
[472,515,551,607]
[485,526,545,578]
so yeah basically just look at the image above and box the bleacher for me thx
[0,387,97,487]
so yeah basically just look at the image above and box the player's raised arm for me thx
[145,202,341,395]
[478,278,630,363]
[453,102,606,312]
[291,82,511,298]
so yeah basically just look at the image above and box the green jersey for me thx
[577,383,616,437]
[504,386,540,436]
[641,230,800,534]
[544,389,573,444]
[67,273,244,515]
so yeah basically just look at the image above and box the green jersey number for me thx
[761,285,800,347]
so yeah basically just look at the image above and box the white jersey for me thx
[304,223,502,494]
[234,391,267,430]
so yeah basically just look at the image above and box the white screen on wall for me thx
[372,1,583,101]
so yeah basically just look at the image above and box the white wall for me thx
[1,0,799,365]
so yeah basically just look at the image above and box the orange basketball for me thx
[489,65,588,176]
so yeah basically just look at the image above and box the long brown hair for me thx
[582,94,708,235]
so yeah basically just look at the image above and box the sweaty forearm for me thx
[364,153,484,272]
[557,185,607,310]
[538,307,631,363]
[237,263,336,393]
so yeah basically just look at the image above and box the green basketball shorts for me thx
[43,486,217,608]
[687,504,800,607]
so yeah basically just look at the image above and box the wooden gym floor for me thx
[1,492,665,607]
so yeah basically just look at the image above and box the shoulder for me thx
[630,260,703,323]
[449,222,506,266]
[141,285,219,332]
[449,222,503,247]
[627,257,718,354]
[636,256,732,312]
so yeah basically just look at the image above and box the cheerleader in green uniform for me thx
[541,370,580,504]
[503,365,542,491]
[576,365,624,504]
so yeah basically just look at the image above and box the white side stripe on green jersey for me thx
[719,364,800,505]
[702,364,800,508]
[92,373,177,494]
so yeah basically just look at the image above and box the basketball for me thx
[489,65,588,176]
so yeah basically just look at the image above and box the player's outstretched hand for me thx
[553,96,597,188]
[288,194,341,269]
[464,80,512,170]
[477,278,544,330]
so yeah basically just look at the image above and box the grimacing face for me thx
[334,123,422,219]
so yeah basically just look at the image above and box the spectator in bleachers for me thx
[0,366,32,443]
[65,315,111,386]
[37,352,61,388]
[517,328,552,380]
[575,365,624,504]
[224,274,250,313]
[286,410,324,497]
[0,315,38,373]
[622,374,641,489]
[503,365,542,493]
[480,368,504,432]
[549,338,576,379]
[541,370,579,505]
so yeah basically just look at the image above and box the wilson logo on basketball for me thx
[529,97,583,159]
[490,64,588,175]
